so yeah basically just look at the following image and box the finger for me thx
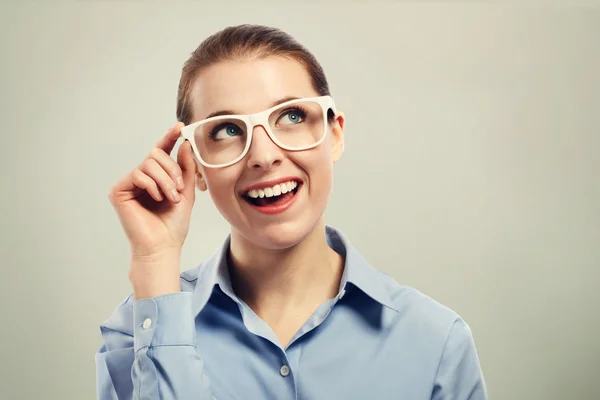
[177,140,198,197]
[149,147,184,191]
[178,141,195,180]
[131,169,164,202]
[155,122,185,156]
[139,158,181,203]
[109,170,149,203]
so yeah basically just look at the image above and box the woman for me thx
[96,24,487,399]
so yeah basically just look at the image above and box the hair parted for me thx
[176,24,333,125]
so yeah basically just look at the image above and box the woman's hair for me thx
[176,24,333,125]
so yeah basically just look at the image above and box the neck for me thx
[228,219,344,322]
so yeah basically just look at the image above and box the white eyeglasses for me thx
[180,95,336,168]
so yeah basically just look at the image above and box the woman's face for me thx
[188,55,345,249]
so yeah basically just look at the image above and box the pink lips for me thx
[240,177,303,215]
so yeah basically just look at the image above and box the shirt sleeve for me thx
[431,318,488,400]
[95,292,216,400]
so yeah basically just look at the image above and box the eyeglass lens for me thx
[192,100,325,166]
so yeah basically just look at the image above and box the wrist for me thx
[129,250,181,300]
[130,245,182,261]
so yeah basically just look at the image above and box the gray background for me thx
[1,2,599,399]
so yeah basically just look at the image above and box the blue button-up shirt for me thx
[96,226,487,399]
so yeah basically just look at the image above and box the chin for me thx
[222,184,331,250]
[237,216,323,251]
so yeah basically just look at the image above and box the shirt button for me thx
[279,365,290,377]
[142,318,152,329]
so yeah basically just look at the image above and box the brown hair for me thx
[176,24,334,125]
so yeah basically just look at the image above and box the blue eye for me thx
[210,124,243,141]
[279,109,306,125]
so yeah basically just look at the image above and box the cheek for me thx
[203,169,240,209]
[297,146,334,193]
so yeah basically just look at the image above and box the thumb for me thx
[178,140,197,197]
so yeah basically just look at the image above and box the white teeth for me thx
[245,180,299,198]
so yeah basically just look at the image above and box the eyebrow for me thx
[203,96,301,119]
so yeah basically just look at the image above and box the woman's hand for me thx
[108,122,197,298]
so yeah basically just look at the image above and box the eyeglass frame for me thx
[179,95,337,169]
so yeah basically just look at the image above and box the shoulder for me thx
[376,270,468,344]
[368,271,483,380]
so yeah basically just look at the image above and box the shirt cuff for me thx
[133,292,195,353]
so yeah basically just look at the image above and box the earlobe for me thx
[331,111,345,163]
[195,171,208,192]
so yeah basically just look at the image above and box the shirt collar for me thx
[190,225,399,317]
[326,226,399,312]
[189,235,235,316]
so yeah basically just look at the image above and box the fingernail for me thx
[176,177,184,190]
[171,189,180,202]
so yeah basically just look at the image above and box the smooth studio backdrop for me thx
[1,2,598,399]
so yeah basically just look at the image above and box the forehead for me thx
[189,56,318,121]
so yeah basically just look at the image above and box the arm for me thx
[431,318,488,400]
[95,292,215,400]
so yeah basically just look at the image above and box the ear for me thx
[195,169,208,192]
[330,111,345,163]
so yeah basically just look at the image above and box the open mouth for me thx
[242,180,302,208]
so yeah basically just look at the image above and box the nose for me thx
[245,125,284,170]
